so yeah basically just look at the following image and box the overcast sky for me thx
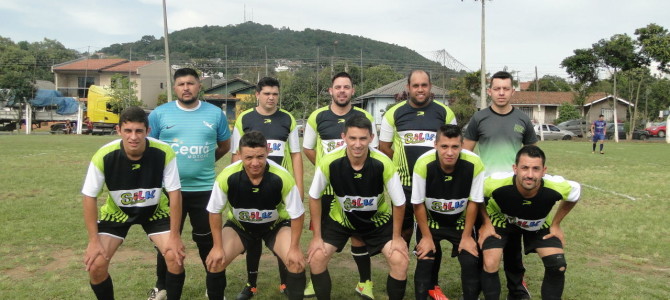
[1,0,669,81]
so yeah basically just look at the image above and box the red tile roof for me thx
[53,59,127,71]
[103,61,154,72]
[510,91,632,107]
[519,81,532,91]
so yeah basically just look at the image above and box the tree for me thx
[108,74,142,113]
[528,75,572,92]
[448,73,478,127]
[555,103,581,124]
[360,65,402,95]
[636,23,670,73]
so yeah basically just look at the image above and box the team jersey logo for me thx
[522,200,532,205]
[264,119,272,124]
[338,119,345,123]
[427,198,467,215]
[321,139,345,153]
[338,195,379,212]
[444,175,453,181]
[506,215,546,231]
[234,208,279,223]
[203,121,214,130]
[266,139,286,157]
[252,187,260,193]
[131,164,141,170]
[353,173,362,179]
[399,130,436,147]
[170,141,213,160]
[514,124,525,134]
[417,111,425,116]
[111,188,161,207]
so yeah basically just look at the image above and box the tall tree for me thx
[527,75,572,92]
[635,23,670,74]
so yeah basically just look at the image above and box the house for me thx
[510,91,634,124]
[353,78,450,125]
[52,58,168,109]
[203,78,257,122]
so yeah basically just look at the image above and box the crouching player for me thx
[204,131,306,300]
[82,106,186,299]
[412,124,485,300]
[307,116,409,300]
[479,145,580,300]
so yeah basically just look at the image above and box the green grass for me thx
[0,135,669,299]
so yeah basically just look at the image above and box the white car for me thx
[534,124,577,140]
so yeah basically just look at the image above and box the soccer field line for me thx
[581,183,637,201]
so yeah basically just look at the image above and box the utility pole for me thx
[264,45,268,76]
[479,0,487,110]
[316,47,320,110]
[162,0,172,102]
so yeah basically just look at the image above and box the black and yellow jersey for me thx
[231,108,300,174]
[379,100,456,187]
[81,138,181,224]
[484,173,580,231]
[308,147,405,230]
[207,160,304,233]
[411,149,485,229]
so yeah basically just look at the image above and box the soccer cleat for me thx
[147,287,167,300]
[304,280,316,298]
[592,151,595,154]
[600,151,604,154]
[236,283,257,300]
[507,280,531,300]
[428,285,449,300]
[279,283,287,294]
[355,280,375,300]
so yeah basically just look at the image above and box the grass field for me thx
[0,134,668,299]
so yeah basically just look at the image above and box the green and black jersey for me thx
[464,107,537,175]
[484,173,580,231]
[231,108,300,174]
[81,138,181,224]
[308,147,405,230]
[411,149,485,229]
[379,100,456,187]
[207,160,303,234]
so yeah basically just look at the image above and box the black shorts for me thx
[224,220,291,254]
[401,187,415,231]
[179,190,213,237]
[98,217,170,240]
[481,226,563,254]
[322,216,393,256]
[415,226,470,257]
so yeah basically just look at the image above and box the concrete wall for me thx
[137,61,167,109]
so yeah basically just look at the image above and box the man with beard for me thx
[479,145,580,300]
[379,70,456,300]
[148,67,231,300]
[302,71,378,299]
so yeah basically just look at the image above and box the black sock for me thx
[206,270,226,300]
[458,251,481,300]
[166,271,185,300]
[480,270,500,300]
[541,254,567,300]
[592,143,596,151]
[351,245,371,282]
[414,259,434,300]
[430,246,442,286]
[600,143,604,151]
[285,271,307,300]
[90,274,114,300]
[277,256,288,285]
[311,270,331,300]
[386,275,407,300]
[245,241,262,286]
[155,247,167,290]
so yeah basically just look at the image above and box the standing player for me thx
[463,70,537,300]
[303,71,378,299]
[230,77,303,299]
[82,106,186,300]
[148,68,231,300]
[479,145,580,300]
[379,69,456,299]
[307,116,409,300]
[591,114,606,154]
[205,131,306,300]
[412,124,486,300]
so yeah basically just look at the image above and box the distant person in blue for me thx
[591,115,606,154]
[147,67,232,300]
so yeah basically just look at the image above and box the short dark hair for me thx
[599,114,604,118]
[437,124,462,139]
[119,106,148,128]
[239,131,267,149]
[407,70,431,84]
[515,145,546,166]
[256,77,280,92]
[173,68,199,81]
[489,71,513,86]
[343,115,373,135]
[332,72,353,85]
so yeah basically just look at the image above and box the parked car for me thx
[556,119,589,137]
[295,119,305,137]
[645,121,666,137]
[534,124,577,140]
[606,123,650,140]
[50,122,67,134]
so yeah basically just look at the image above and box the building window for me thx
[78,77,94,98]
[517,106,533,119]
[601,108,614,122]
[160,82,164,89]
